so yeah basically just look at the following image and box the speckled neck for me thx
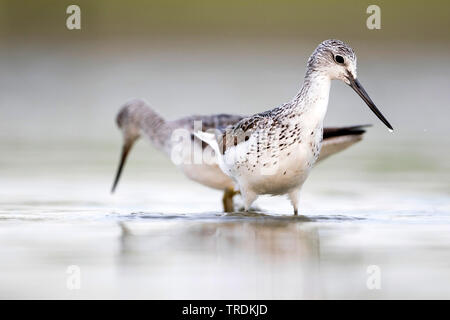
[292,69,331,110]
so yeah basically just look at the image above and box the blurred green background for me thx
[1,0,449,42]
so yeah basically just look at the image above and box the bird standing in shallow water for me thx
[111,99,369,212]
[195,39,393,215]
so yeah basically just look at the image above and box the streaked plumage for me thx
[112,98,369,212]
[195,39,392,214]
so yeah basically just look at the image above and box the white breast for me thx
[221,77,330,196]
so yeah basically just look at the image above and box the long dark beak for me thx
[347,75,393,131]
[111,140,134,194]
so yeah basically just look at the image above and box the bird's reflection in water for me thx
[116,214,323,299]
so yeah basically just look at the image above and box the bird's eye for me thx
[334,55,345,64]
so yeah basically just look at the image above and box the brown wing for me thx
[174,113,244,132]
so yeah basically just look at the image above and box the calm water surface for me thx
[0,42,449,299]
[0,139,449,299]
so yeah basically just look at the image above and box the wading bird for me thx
[111,97,369,212]
[195,39,393,215]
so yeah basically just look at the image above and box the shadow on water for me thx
[110,209,366,298]
[115,211,326,298]
[110,210,366,224]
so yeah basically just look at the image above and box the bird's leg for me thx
[222,187,235,213]
[241,188,257,212]
[288,190,300,216]
[222,188,241,212]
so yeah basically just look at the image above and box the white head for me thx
[307,39,393,131]
[308,39,357,84]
